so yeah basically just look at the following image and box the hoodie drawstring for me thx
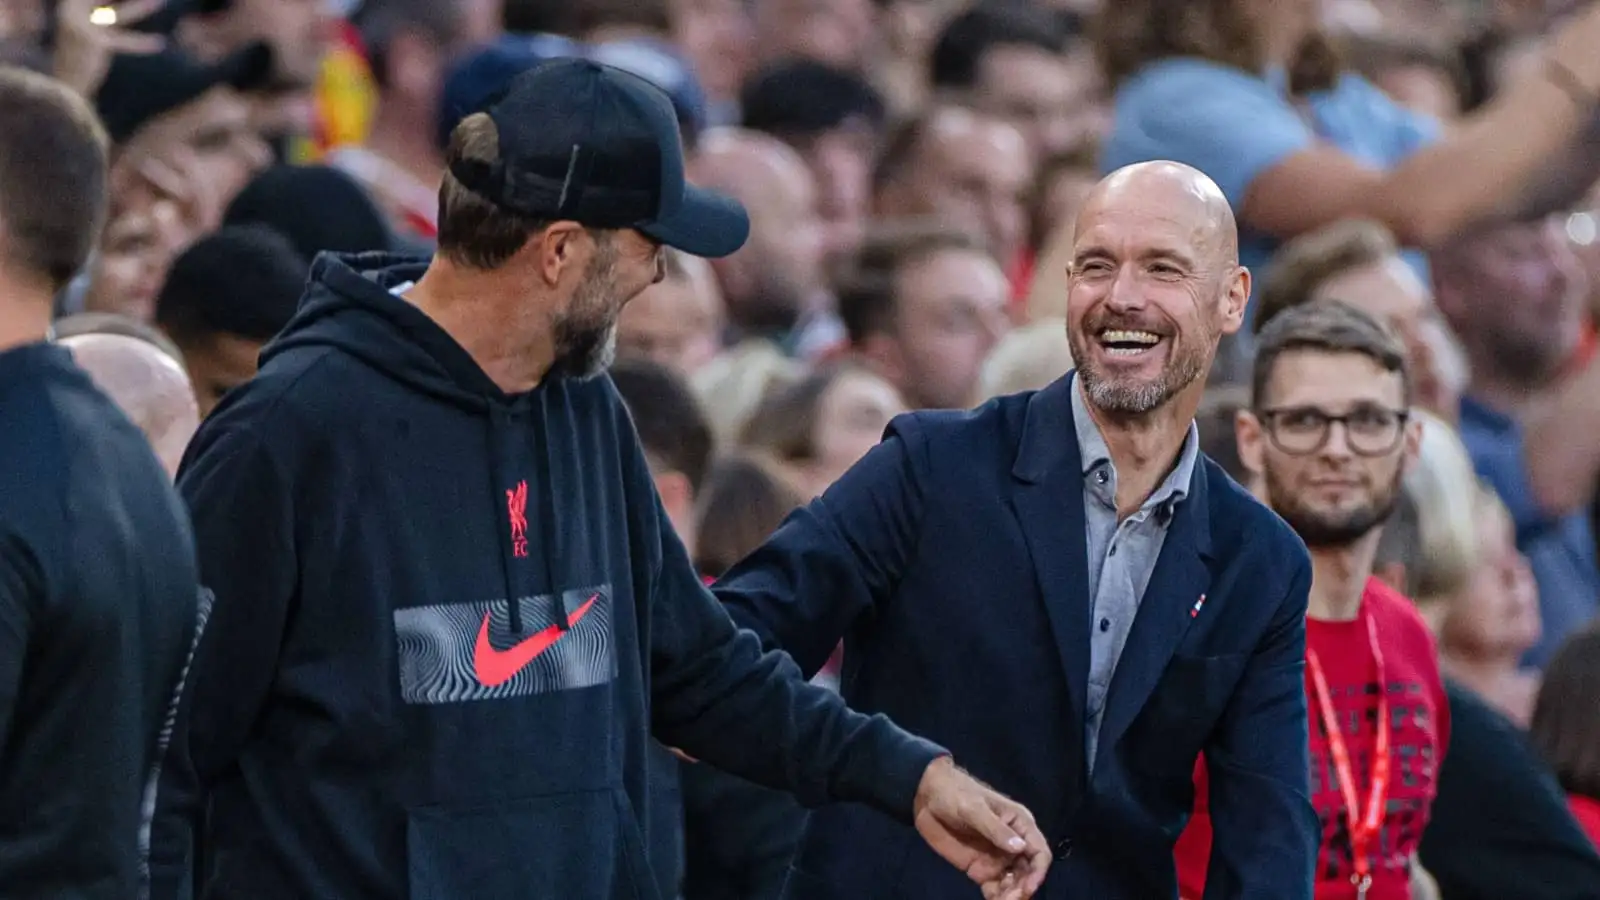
[537,400,568,632]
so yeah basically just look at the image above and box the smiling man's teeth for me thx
[1099,329,1161,345]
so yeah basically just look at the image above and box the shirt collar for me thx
[1070,371,1200,510]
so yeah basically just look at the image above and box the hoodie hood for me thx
[266,251,529,412]
[268,251,572,634]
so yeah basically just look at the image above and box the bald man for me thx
[713,161,1318,899]
[874,104,1033,270]
[691,128,831,352]
[61,333,201,478]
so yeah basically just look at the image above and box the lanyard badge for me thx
[1306,610,1390,900]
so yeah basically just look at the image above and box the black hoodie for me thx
[145,253,945,899]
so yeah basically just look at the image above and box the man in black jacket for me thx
[145,59,1051,900]
[0,68,199,898]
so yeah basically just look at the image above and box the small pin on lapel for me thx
[1190,594,1206,618]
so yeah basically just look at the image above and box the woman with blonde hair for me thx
[1385,410,1542,724]
[1375,408,1477,600]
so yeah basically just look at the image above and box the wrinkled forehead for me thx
[1072,201,1219,263]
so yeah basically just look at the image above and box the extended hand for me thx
[912,757,1051,899]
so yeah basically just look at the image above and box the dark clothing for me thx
[0,344,198,898]
[715,375,1320,899]
[145,253,945,900]
[680,758,808,900]
[647,744,685,899]
[1419,681,1600,900]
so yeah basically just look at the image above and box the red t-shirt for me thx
[1570,794,1600,851]
[1173,578,1450,900]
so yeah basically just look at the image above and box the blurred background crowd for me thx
[5,0,1600,896]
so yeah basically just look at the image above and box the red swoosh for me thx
[473,594,598,687]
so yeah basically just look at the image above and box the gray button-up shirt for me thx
[1071,379,1200,772]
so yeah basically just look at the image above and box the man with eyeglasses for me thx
[1173,300,1451,900]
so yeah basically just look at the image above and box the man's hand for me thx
[912,756,1051,899]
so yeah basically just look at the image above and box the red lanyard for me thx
[1306,610,1390,898]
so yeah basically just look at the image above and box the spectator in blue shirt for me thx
[1095,0,1600,304]
[1433,215,1600,668]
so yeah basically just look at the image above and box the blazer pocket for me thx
[408,787,657,900]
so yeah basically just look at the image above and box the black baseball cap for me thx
[95,42,273,143]
[446,57,749,259]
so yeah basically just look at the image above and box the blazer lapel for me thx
[1093,464,1215,772]
[1007,378,1092,757]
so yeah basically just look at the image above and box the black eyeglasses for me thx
[1256,405,1410,457]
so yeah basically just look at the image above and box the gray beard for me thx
[549,322,618,381]
[1081,373,1177,415]
[1076,342,1210,415]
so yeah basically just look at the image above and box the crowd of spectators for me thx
[2,0,1599,896]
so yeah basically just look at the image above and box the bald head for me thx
[1078,161,1239,266]
[62,334,200,479]
[1065,161,1250,418]
[688,127,827,330]
[692,127,816,215]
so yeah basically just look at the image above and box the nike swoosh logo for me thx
[473,594,598,687]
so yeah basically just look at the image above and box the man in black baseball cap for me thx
[146,58,1053,900]
[447,57,748,258]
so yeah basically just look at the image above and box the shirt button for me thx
[1055,837,1074,859]
[1100,617,1111,633]
[1108,543,1117,557]
[1094,469,1108,485]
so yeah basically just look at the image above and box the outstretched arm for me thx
[605,388,1051,897]
[648,499,1050,897]
[713,418,930,675]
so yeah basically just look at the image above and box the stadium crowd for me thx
[1,0,1600,897]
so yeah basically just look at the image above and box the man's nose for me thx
[1320,421,1357,458]
[1106,266,1146,310]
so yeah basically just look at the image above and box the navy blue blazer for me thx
[714,374,1320,899]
